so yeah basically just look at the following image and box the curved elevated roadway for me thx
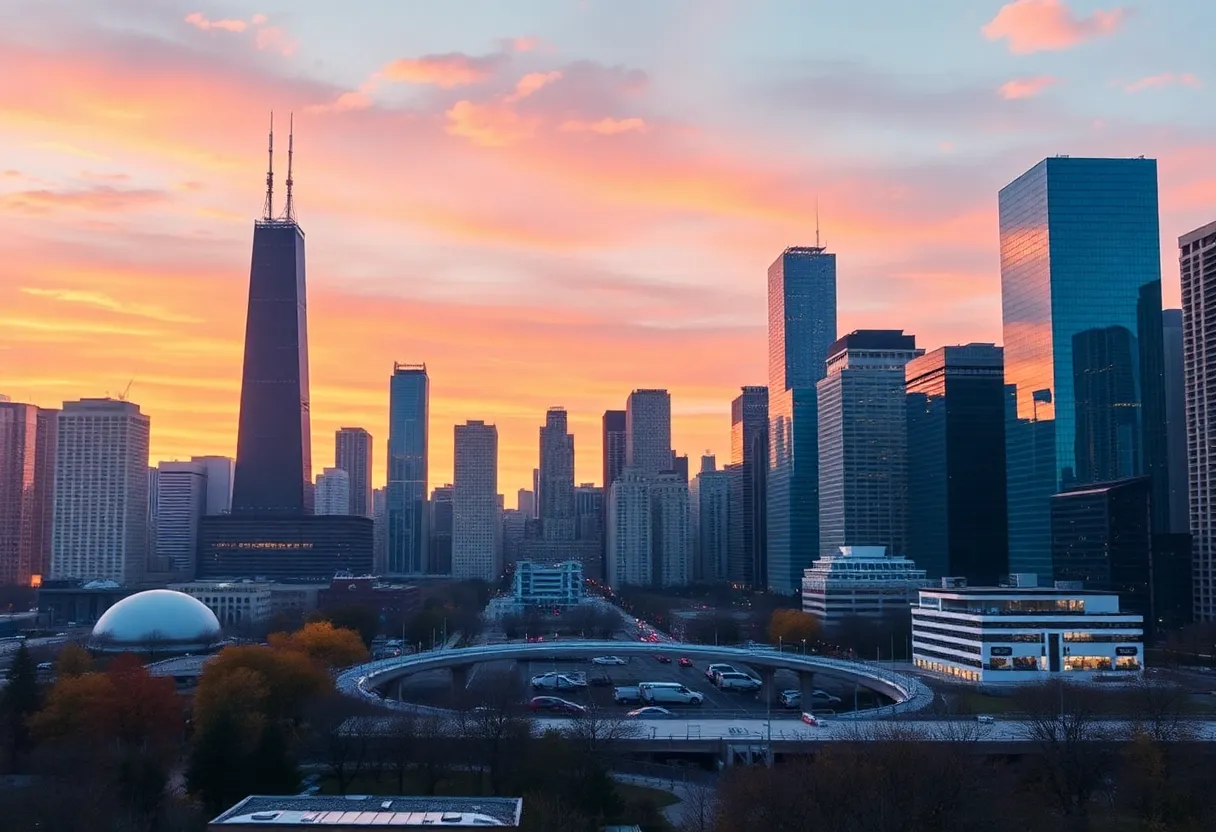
[336,640,934,720]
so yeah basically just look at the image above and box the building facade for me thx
[767,246,837,594]
[197,514,373,580]
[606,469,651,588]
[1001,157,1169,584]
[154,460,208,575]
[625,390,672,477]
[912,578,1144,684]
[335,427,373,518]
[452,421,499,582]
[538,408,576,541]
[191,455,233,516]
[168,580,273,628]
[314,467,351,516]
[1162,310,1188,536]
[574,484,604,542]
[429,484,453,575]
[800,546,928,624]
[387,363,429,575]
[51,399,150,585]
[906,344,1009,585]
[372,486,386,574]
[818,331,923,559]
[692,464,731,583]
[0,401,56,586]
[601,409,626,581]
[512,560,584,608]
[649,471,691,587]
[730,386,768,587]
[517,488,535,519]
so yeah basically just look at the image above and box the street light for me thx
[801,638,806,655]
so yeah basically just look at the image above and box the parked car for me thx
[626,706,674,718]
[588,673,614,687]
[613,685,643,705]
[779,689,801,709]
[976,714,996,724]
[528,696,587,715]
[716,672,762,692]
[36,662,53,672]
[655,655,672,664]
[706,663,737,683]
[592,656,627,666]
[811,689,842,705]
[639,682,705,706]
[531,672,587,691]
[678,657,693,668]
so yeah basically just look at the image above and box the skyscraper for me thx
[767,245,837,594]
[650,472,691,587]
[429,484,454,575]
[692,461,731,582]
[1162,310,1189,535]
[517,488,535,518]
[51,398,150,584]
[387,363,429,575]
[625,390,672,477]
[905,344,1009,585]
[607,469,650,587]
[372,486,387,573]
[0,400,56,586]
[817,330,923,559]
[452,421,498,581]
[730,386,768,587]
[538,408,576,540]
[1000,157,1169,584]
[314,467,351,515]
[601,410,626,581]
[335,427,373,518]
[574,484,604,541]
[1181,220,1216,620]
[154,460,207,575]
[191,455,234,516]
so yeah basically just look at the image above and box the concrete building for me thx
[51,399,150,585]
[1181,220,1216,620]
[730,386,768,588]
[191,455,233,515]
[606,469,651,588]
[800,546,928,625]
[154,460,208,575]
[574,483,604,542]
[168,579,273,628]
[428,484,453,575]
[314,467,351,516]
[818,331,923,559]
[512,560,584,608]
[335,427,373,518]
[517,488,535,518]
[691,462,731,583]
[537,408,576,541]
[452,421,499,582]
[649,471,691,587]
[0,400,57,586]
[625,390,672,477]
[912,576,1144,684]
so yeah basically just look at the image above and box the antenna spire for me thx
[815,198,820,248]
[282,113,295,222]
[263,112,275,221]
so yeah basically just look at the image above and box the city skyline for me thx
[2,2,1214,498]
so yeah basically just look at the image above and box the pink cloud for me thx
[255,26,295,56]
[380,53,503,88]
[506,70,562,102]
[998,75,1060,99]
[1124,73,1201,93]
[559,117,648,135]
[982,0,1125,54]
[445,100,538,147]
[512,37,540,52]
[184,12,247,32]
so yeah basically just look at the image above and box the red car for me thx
[678,657,693,668]
[655,655,672,664]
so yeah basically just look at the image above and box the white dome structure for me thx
[89,589,222,654]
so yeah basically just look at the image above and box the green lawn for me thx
[615,782,679,809]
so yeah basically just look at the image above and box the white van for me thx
[638,682,704,706]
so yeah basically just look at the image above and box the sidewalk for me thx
[611,771,704,827]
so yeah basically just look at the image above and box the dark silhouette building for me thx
[730,386,768,587]
[601,410,626,581]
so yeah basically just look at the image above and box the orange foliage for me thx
[29,660,183,747]
[268,621,368,669]
[193,666,269,744]
[196,645,329,726]
[54,642,93,678]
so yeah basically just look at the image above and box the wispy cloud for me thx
[559,117,648,135]
[379,52,506,88]
[983,0,1125,54]
[1124,73,1201,93]
[20,287,204,324]
[998,75,1060,100]
[0,186,168,214]
[184,12,247,32]
[183,11,294,55]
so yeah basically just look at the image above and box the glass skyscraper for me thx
[387,363,429,575]
[766,246,837,594]
[999,157,1169,583]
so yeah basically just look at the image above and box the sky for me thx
[1,0,1214,503]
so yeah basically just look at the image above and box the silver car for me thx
[531,672,587,691]
[716,672,762,692]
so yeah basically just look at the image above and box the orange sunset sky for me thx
[2,0,1214,503]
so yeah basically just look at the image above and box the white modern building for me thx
[154,460,207,574]
[51,398,150,585]
[650,471,691,587]
[607,468,651,587]
[800,545,928,623]
[912,576,1145,684]
[452,420,499,581]
[691,460,731,582]
[335,427,373,518]
[512,560,584,608]
[191,455,234,515]
[168,579,273,628]
[314,467,351,516]
[625,389,672,477]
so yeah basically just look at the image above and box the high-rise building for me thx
[574,484,604,541]
[191,455,233,515]
[387,363,429,575]
[154,460,207,575]
[650,472,691,587]
[429,484,453,575]
[314,467,351,516]
[1181,220,1216,620]
[906,344,1009,585]
[452,421,498,581]
[767,245,837,594]
[1161,310,1188,536]
[692,462,731,583]
[51,398,150,584]
[625,390,672,477]
[501,506,526,568]
[601,409,626,581]
[517,488,535,518]
[818,330,923,559]
[538,408,576,541]
[335,427,373,518]
[1000,157,1169,585]
[0,401,56,586]
[372,486,387,573]
[606,469,650,588]
[730,386,768,587]
[671,453,689,484]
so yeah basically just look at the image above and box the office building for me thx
[501,507,526,567]
[1001,157,1169,584]
[512,560,584,608]
[574,484,604,541]
[452,421,498,581]
[168,579,273,628]
[0,401,56,586]
[602,409,626,580]
[768,245,837,594]
[517,488,535,518]
[51,399,150,585]
[372,486,387,573]
[1162,310,1188,535]
[912,576,1144,684]
[650,471,691,587]
[672,453,689,484]
[335,427,373,518]
[818,331,923,559]
[691,462,731,582]
[154,460,208,575]
[800,546,928,624]
[198,515,373,581]
[906,344,1009,584]
[625,390,672,477]
[314,467,351,516]
[538,408,576,540]
[429,484,453,575]
[730,386,768,587]
[387,363,429,575]
[606,469,651,588]
[191,455,233,515]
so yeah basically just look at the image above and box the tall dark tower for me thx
[231,114,313,514]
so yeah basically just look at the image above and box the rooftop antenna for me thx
[282,112,295,222]
[263,112,274,221]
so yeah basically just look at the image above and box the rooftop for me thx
[921,586,1119,597]
[211,796,523,828]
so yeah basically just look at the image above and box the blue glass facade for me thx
[387,364,429,575]
[999,157,1169,583]
[231,220,312,515]
[766,247,836,594]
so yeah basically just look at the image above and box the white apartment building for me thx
[512,560,584,608]
[51,399,150,585]
[801,545,928,623]
[650,471,690,587]
[452,421,499,581]
[912,576,1145,684]
[607,468,651,587]
[169,580,273,628]
[314,467,351,516]
[154,460,207,574]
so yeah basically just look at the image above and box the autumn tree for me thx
[310,605,381,649]
[269,620,369,669]
[767,608,821,647]
[197,644,328,724]
[54,642,93,678]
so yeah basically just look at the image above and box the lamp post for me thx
[801,638,807,655]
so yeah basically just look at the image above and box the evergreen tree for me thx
[0,642,42,770]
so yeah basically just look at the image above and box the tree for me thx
[457,670,533,795]
[54,643,93,678]
[269,620,369,669]
[311,605,380,649]
[767,609,820,647]
[28,672,116,742]
[0,642,42,770]
[187,706,298,816]
[305,694,374,796]
[197,644,328,724]
[684,613,741,646]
